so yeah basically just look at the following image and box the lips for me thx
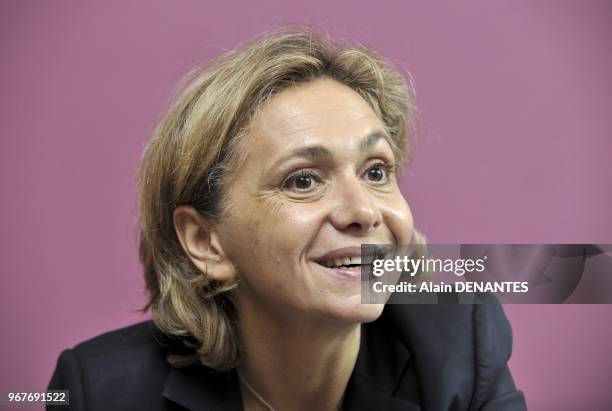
[320,255,364,268]
[313,245,388,279]
[315,245,388,263]
[315,246,363,266]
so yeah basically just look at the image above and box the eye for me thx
[294,175,313,190]
[364,162,394,184]
[282,170,322,192]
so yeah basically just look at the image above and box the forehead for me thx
[246,78,387,155]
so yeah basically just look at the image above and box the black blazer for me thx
[47,303,526,410]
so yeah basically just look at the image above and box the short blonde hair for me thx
[138,27,417,371]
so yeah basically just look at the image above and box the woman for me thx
[48,28,526,410]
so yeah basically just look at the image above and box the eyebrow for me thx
[359,131,387,152]
[271,131,390,169]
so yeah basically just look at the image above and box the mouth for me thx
[318,255,365,269]
[313,246,389,280]
[313,260,364,280]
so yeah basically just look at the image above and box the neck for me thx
[235,301,361,411]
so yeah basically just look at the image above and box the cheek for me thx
[265,204,325,260]
[381,195,415,246]
[228,200,323,271]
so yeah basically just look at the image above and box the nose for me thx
[328,176,382,234]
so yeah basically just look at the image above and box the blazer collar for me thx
[162,318,420,411]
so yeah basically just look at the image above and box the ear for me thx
[172,205,237,282]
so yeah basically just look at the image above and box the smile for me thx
[319,255,364,269]
[314,261,363,280]
[313,245,390,281]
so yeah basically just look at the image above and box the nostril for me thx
[346,219,379,233]
[347,222,362,231]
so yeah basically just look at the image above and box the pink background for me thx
[1,1,611,410]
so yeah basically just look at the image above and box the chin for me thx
[325,300,386,325]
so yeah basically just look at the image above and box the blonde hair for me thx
[138,27,418,371]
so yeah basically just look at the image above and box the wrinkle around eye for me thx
[257,186,326,204]
[282,188,327,202]
[251,189,288,215]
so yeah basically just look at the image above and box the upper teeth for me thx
[320,256,362,268]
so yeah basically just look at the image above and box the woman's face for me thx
[215,77,414,324]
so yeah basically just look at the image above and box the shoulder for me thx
[384,301,512,357]
[379,301,526,410]
[65,321,169,380]
[47,321,174,411]
[64,321,163,360]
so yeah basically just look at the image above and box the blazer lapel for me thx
[343,319,422,411]
[343,372,422,411]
